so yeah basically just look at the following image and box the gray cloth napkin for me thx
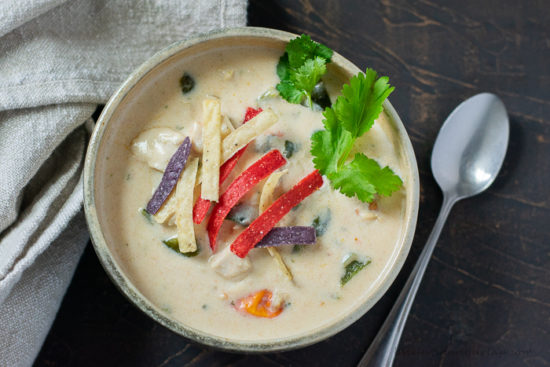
[0,1,247,365]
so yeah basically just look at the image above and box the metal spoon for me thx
[358,93,509,367]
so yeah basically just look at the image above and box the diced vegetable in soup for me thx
[102,35,408,341]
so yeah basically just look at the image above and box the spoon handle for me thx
[358,195,455,367]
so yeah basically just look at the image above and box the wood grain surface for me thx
[35,1,549,366]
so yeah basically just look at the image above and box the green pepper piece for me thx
[162,236,200,257]
[180,73,195,94]
[284,140,297,159]
[311,208,331,236]
[341,259,371,286]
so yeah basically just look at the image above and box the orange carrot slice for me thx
[235,289,283,318]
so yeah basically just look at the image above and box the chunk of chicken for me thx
[357,209,378,221]
[131,128,185,171]
[208,246,252,280]
[270,289,288,309]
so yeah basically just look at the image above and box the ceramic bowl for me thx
[83,27,419,352]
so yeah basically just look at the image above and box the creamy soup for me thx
[96,44,409,342]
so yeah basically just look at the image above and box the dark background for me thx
[36,1,550,366]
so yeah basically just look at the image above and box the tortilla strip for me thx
[269,249,293,281]
[259,169,288,213]
[221,115,235,137]
[258,169,293,281]
[193,108,279,188]
[153,191,177,224]
[221,108,278,162]
[155,109,278,221]
[201,99,222,201]
[156,109,279,221]
[175,158,199,253]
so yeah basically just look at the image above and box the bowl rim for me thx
[83,26,420,353]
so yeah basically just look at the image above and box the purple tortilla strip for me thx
[255,226,316,248]
[146,136,191,214]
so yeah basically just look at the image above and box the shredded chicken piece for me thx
[209,246,252,280]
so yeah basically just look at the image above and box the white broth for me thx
[96,45,409,342]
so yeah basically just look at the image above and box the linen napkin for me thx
[0,1,247,366]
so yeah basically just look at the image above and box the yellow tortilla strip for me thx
[221,108,278,162]
[269,248,293,281]
[193,108,279,188]
[153,191,177,224]
[259,169,293,281]
[221,115,235,138]
[201,99,222,201]
[259,169,287,213]
[175,158,199,253]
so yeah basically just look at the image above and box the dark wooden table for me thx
[35,1,550,366]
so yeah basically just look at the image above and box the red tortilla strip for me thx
[193,107,263,224]
[192,146,246,223]
[207,150,287,252]
[244,106,262,122]
[230,170,323,258]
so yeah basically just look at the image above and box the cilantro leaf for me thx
[293,57,327,97]
[286,34,332,68]
[329,154,403,202]
[292,57,327,107]
[276,35,333,108]
[309,66,402,203]
[277,35,402,203]
[311,108,354,174]
[311,128,354,175]
[334,69,395,139]
[276,54,290,81]
[276,81,304,104]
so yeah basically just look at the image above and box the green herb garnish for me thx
[341,259,371,286]
[276,35,333,108]
[310,68,403,203]
[162,236,200,257]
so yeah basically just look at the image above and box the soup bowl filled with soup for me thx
[84,27,419,352]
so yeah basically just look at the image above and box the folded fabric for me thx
[0,1,247,366]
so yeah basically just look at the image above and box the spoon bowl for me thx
[432,93,509,199]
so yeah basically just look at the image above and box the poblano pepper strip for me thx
[341,259,371,286]
[162,236,200,257]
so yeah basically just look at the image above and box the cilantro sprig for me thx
[276,35,333,108]
[276,35,403,203]
[310,69,403,203]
